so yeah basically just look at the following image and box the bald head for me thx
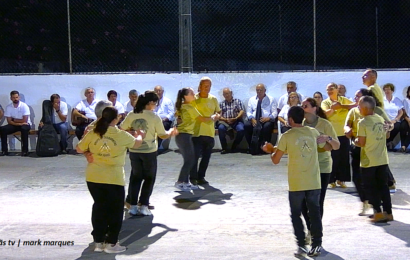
[154,85,164,99]
[222,88,233,102]
[256,83,266,99]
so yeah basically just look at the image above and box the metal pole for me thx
[179,0,193,73]
[375,6,379,68]
[67,0,73,73]
[313,0,317,71]
[279,5,282,63]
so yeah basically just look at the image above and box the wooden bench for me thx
[10,129,76,142]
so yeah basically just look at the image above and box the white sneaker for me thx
[359,201,370,216]
[174,182,191,191]
[129,205,139,215]
[138,205,152,216]
[104,242,126,254]
[94,242,105,252]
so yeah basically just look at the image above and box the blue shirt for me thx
[154,96,175,121]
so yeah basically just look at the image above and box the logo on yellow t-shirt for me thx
[296,137,314,157]
[372,122,385,141]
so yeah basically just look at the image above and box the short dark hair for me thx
[10,90,19,96]
[50,94,60,102]
[107,90,117,98]
[288,106,304,124]
[382,83,395,92]
[366,68,378,78]
[360,96,376,110]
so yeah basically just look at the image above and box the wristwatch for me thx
[328,136,333,142]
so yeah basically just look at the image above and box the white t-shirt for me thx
[53,101,68,124]
[402,98,410,117]
[383,96,403,120]
[113,101,125,114]
[124,101,134,113]
[75,99,99,120]
[5,101,31,125]
[278,93,304,109]
[278,104,291,122]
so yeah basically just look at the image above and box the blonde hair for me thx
[287,92,301,106]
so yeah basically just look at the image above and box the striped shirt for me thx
[219,98,245,119]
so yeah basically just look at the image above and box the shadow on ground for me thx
[173,184,233,210]
[75,215,177,259]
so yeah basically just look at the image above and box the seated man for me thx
[277,81,304,111]
[124,89,138,115]
[72,87,99,140]
[153,85,175,150]
[107,90,125,123]
[39,94,69,154]
[0,90,31,156]
[218,88,245,154]
[0,103,3,119]
[244,83,277,155]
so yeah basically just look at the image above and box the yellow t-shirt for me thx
[321,96,353,136]
[346,106,390,138]
[369,83,384,109]
[120,110,167,153]
[177,103,201,134]
[277,126,321,191]
[77,126,135,186]
[303,117,337,173]
[357,114,389,168]
[193,93,221,137]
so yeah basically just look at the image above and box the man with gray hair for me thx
[218,87,245,154]
[124,89,138,115]
[277,81,304,110]
[153,85,175,150]
[83,100,113,136]
[72,87,99,140]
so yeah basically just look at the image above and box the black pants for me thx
[191,136,215,181]
[302,173,330,230]
[158,120,172,149]
[244,121,275,150]
[361,165,392,214]
[87,182,125,244]
[126,152,157,206]
[351,145,366,202]
[399,120,410,148]
[75,124,88,140]
[387,121,401,144]
[329,136,351,183]
[175,133,197,182]
[0,124,31,153]
[289,189,323,247]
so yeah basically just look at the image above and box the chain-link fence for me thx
[0,0,409,74]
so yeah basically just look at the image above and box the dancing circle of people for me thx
[0,69,404,256]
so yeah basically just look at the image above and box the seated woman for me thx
[400,86,410,153]
[383,83,404,151]
[313,91,324,106]
[278,92,300,133]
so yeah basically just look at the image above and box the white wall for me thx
[1,71,409,129]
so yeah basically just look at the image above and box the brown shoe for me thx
[336,180,347,188]
[385,213,394,222]
[370,212,387,223]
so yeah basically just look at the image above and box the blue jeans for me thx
[53,122,68,151]
[175,133,197,182]
[217,121,245,150]
[191,136,215,181]
[289,189,322,247]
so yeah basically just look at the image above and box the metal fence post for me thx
[179,0,193,73]
[313,0,317,71]
[67,0,73,73]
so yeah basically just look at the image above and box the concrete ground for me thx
[0,148,409,260]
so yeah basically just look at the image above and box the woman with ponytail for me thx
[301,97,340,244]
[76,106,144,254]
[174,87,211,191]
[121,91,177,216]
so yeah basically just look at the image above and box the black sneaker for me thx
[197,179,209,185]
[220,150,228,154]
[21,152,29,157]
[308,245,322,257]
[0,151,9,156]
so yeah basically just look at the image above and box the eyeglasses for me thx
[289,96,297,99]
[301,105,310,109]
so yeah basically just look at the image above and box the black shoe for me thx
[21,152,29,157]
[308,245,322,257]
[221,149,228,154]
[60,150,68,155]
[197,179,209,185]
[0,151,9,156]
